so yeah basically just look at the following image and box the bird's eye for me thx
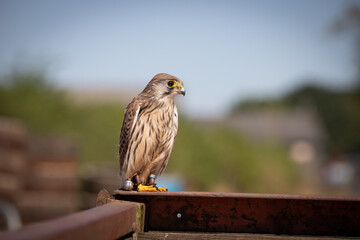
[167,80,177,88]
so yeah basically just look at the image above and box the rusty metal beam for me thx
[1,200,145,240]
[113,191,360,237]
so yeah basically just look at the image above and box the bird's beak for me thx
[176,85,186,96]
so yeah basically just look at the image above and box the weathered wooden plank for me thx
[0,200,145,240]
[114,191,360,237]
[125,231,356,240]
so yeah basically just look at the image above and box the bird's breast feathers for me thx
[120,100,178,179]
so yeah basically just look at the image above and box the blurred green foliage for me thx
[285,85,360,153]
[169,122,298,193]
[0,70,298,193]
[0,70,75,133]
[0,70,124,165]
[232,84,360,153]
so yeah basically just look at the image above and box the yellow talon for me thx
[157,187,168,192]
[137,184,168,192]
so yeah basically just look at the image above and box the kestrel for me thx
[119,73,185,191]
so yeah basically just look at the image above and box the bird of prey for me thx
[119,73,185,191]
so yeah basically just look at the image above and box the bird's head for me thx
[142,73,186,100]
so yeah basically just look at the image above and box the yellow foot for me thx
[137,184,157,192]
[137,184,168,192]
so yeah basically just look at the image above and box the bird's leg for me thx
[137,174,168,192]
[149,174,167,192]
[130,174,142,190]
[148,174,156,185]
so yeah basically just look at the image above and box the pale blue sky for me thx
[0,0,358,118]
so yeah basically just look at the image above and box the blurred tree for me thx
[0,70,74,133]
[332,3,360,87]
[232,83,360,154]
[231,98,285,112]
[0,70,124,165]
[284,84,360,153]
[332,3,360,109]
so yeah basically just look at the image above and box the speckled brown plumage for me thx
[119,73,185,188]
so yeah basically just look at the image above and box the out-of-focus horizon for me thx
[0,0,359,119]
[0,0,359,229]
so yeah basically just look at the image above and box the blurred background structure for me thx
[0,0,359,228]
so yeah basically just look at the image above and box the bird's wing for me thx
[119,98,141,172]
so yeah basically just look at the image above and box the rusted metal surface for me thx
[113,191,360,237]
[96,188,115,206]
[1,200,145,240]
